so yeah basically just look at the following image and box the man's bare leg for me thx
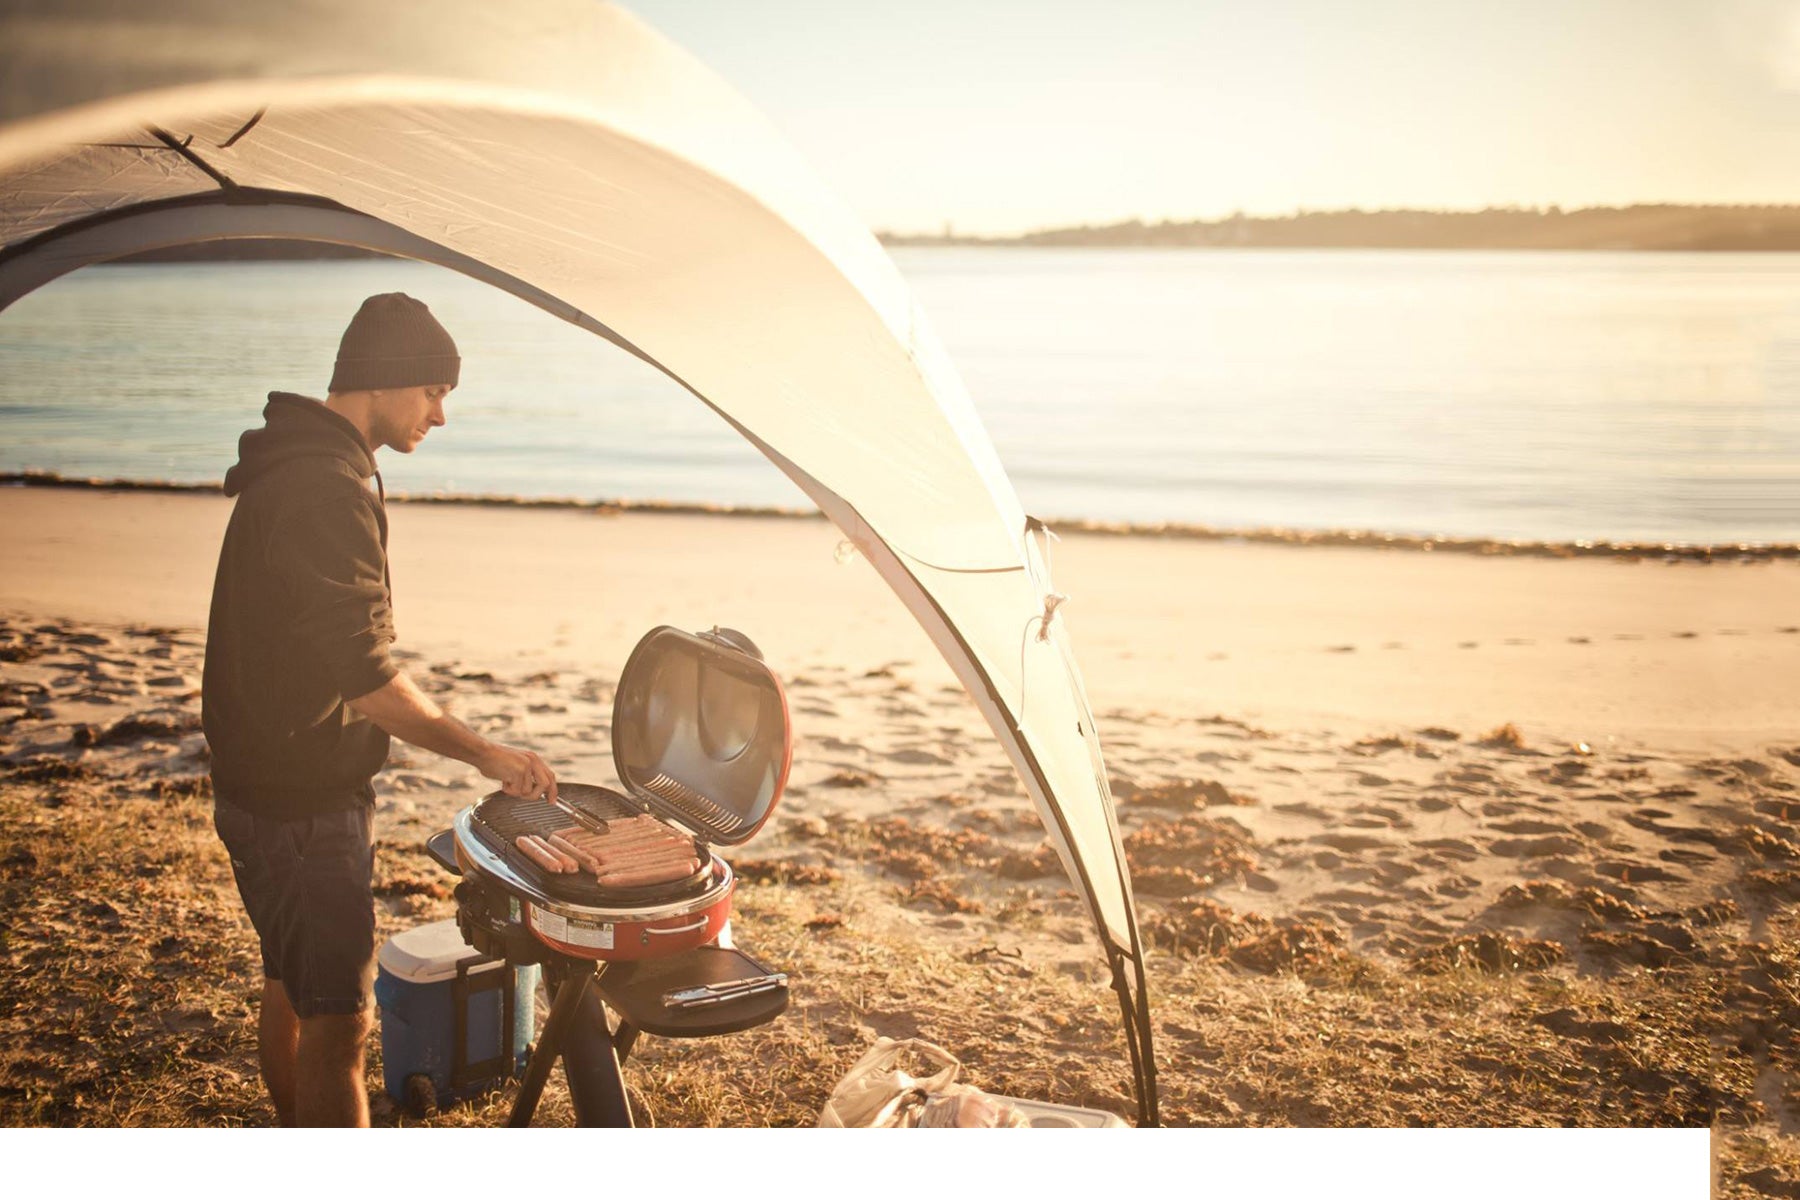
[259,979,299,1126]
[295,1009,373,1127]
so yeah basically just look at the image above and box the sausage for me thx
[597,857,701,887]
[580,828,696,859]
[586,826,676,850]
[548,826,607,855]
[545,833,601,874]
[541,837,582,873]
[590,836,695,863]
[594,838,696,864]
[603,816,682,840]
[595,855,696,879]
[529,834,580,874]
[558,824,655,848]
[515,834,566,873]
[551,826,656,856]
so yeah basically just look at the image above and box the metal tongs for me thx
[661,972,788,1010]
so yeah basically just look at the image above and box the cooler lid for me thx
[612,626,793,847]
[377,918,503,985]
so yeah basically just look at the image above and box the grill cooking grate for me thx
[469,782,711,906]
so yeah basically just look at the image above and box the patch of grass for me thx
[153,774,212,802]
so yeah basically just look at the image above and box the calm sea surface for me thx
[1,248,1796,545]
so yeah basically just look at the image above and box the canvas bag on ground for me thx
[817,1037,1029,1128]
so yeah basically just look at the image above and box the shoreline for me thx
[3,486,1795,756]
[4,471,1791,564]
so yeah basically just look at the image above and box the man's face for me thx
[374,384,453,453]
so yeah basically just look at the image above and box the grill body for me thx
[448,626,790,963]
[452,802,735,963]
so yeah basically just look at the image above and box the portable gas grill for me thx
[425,626,794,1126]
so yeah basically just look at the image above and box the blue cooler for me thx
[374,918,539,1114]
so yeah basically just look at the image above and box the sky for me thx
[626,0,1800,236]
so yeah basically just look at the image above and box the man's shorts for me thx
[213,798,377,1019]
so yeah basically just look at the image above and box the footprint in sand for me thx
[1567,636,1591,645]
[1312,832,1389,853]
[1416,837,1482,862]
[885,747,953,766]
[1672,631,1699,639]
[1488,835,1585,858]
[1310,887,1394,909]
[1754,799,1800,822]
[1595,859,1683,883]
[1490,818,1572,836]
[1348,803,1410,827]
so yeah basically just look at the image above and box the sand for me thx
[1,486,1796,1172]
[4,487,1793,751]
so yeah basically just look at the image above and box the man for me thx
[203,292,557,1127]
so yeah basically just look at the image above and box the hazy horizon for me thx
[626,0,1800,237]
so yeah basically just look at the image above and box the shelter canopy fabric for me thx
[0,0,1156,1121]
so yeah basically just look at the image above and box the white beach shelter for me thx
[0,0,1157,1123]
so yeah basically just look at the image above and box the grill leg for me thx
[506,961,593,1128]
[560,983,633,1128]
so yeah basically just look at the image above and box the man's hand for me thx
[478,743,559,802]
[347,671,558,799]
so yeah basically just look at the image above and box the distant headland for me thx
[877,205,1800,251]
[96,204,1800,262]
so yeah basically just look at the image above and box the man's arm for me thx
[347,670,557,801]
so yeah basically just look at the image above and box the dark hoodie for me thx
[203,393,399,819]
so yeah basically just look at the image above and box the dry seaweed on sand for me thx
[1122,815,1259,888]
[1494,878,1654,922]
[1412,931,1567,974]
[71,711,202,748]
[1141,899,1345,973]
[2,755,104,784]
[1118,777,1255,809]
[993,842,1061,880]
[1477,722,1527,749]
[734,858,843,886]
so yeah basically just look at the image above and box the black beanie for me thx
[328,293,461,393]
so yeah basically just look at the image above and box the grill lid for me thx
[612,626,792,846]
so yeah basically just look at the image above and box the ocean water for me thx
[1,248,1796,546]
